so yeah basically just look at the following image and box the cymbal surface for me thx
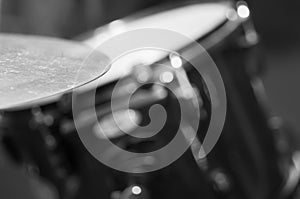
[0,34,109,109]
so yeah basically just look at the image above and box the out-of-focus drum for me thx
[0,34,110,198]
[79,1,298,198]
[0,1,298,199]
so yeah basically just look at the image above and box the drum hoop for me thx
[111,0,233,28]
[85,1,241,48]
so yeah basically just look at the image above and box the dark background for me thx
[0,0,299,198]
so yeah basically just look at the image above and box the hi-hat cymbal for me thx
[0,34,109,110]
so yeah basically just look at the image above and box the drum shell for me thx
[75,10,290,198]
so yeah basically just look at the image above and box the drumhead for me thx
[0,34,109,110]
[83,3,233,85]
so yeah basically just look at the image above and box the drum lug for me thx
[30,107,56,128]
[210,169,231,193]
[60,119,76,135]
[64,175,80,198]
[132,64,153,84]
[280,151,300,197]
[113,185,149,199]
[58,93,73,113]
[235,1,260,47]
[44,134,58,151]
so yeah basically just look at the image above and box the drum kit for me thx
[0,1,299,199]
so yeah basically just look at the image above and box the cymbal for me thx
[0,34,109,110]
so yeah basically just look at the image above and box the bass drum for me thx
[0,1,298,199]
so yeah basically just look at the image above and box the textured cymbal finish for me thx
[0,34,109,109]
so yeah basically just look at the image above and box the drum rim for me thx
[82,0,240,47]
[128,1,242,48]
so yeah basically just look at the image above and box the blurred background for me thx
[0,0,299,198]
